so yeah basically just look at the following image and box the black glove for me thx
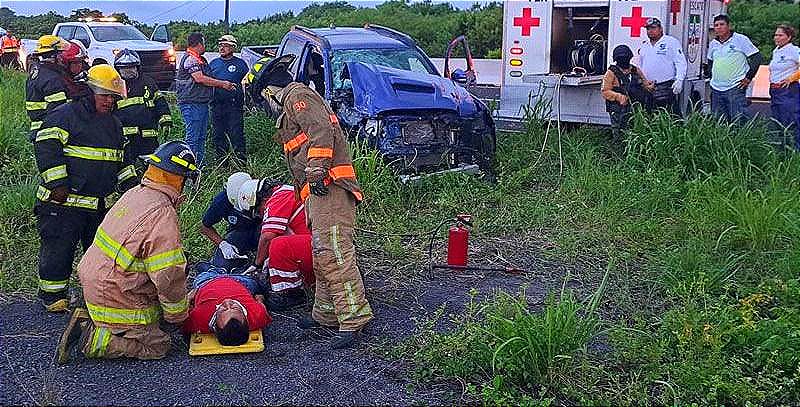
[309,179,329,196]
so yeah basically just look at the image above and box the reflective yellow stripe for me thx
[170,155,197,171]
[63,145,124,162]
[141,129,158,138]
[85,327,112,358]
[86,302,160,325]
[35,127,69,144]
[41,165,67,183]
[158,115,172,126]
[122,126,139,136]
[331,225,344,265]
[253,62,263,72]
[30,121,43,131]
[117,96,145,109]
[117,165,136,183]
[37,185,99,210]
[161,297,188,315]
[94,227,185,273]
[246,72,255,83]
[26,101,47,111]
[147,154,161,163]
[44,91,67,103]
[39,278,68,292]
[146,99,155,108]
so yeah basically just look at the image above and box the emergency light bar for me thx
[78,17,118,22]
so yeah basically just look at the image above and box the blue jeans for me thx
[211,102,246,160]
[179,103,209,166]
[769,83,800,150]
[192,262,261,294]
[210,226,260,270]
[711,86,748,123]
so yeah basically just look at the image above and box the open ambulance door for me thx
[608,0,668,67]
[501,0,553,87]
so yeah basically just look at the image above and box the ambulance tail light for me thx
[510,47,523,55]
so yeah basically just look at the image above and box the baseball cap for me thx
[645,17,662,28]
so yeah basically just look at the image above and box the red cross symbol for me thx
[621,6,649,37]
[513,7,540,37]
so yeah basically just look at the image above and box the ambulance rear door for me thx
[608,0,668,66]
[501,0,554,87]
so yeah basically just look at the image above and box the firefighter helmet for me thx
[113,49,141,68]
[247,54,295,107]
[34,35,69,55]
[225,172,253,207]
[142,140,200,181]
[86,64,127,98]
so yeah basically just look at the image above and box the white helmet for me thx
[226,172,252,208]
[235,179,260,212]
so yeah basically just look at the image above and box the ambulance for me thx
[498,0,728,125]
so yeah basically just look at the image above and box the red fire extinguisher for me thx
[447,214,472,267]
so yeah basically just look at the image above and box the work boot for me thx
[296,315,322,330]
[330,331,358,350]
[56,308,90,364]
[38,289,69,313]
[267,289,307,311]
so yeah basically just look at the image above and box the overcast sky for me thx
[1,1,490,24]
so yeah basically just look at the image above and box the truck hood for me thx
[94,40,168,51]
[344,61,478,117]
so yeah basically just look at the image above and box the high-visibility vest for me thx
[1,35,19,52]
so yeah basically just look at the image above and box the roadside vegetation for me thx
[2,62,800,405]
[1,0,795,59]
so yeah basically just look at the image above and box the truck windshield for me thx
[90,26,148,42]
[331,48,436,90]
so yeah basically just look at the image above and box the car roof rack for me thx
[291,25,331,49]
[363,24,416,47]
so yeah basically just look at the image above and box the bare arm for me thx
[190,71,236,90]
[199,224,224,246]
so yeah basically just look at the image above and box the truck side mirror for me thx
[451,68,468,85]
[151,25,170,43]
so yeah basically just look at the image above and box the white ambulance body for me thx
[498,0,727,125]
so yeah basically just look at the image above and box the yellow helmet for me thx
[86,64,127,98]
[35,35,70,54]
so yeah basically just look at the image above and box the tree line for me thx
[0,0,796,60]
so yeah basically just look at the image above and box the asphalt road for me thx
[0,234,567,405]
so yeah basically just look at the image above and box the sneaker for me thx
[330,331,358,350]
[267,289,307,311]
[296,315,322,330]
[38,290,69,313]
[56,308,90,364]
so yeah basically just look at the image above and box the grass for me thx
[2,67,800,404]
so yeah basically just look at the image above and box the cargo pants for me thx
[82,322,171,360]
[305,184,373,331]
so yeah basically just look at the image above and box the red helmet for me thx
[60,41,87,64]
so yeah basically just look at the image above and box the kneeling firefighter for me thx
[253,55,372,349]
[56,141,199,363]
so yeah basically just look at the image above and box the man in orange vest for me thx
[1,29,21,70]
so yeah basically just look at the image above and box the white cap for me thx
[225,172,252,208]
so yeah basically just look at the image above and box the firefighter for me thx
[638,17,687,114]
[1,29,21,69]
[33,64,136,312]
[25,35,71,135]
[114,49,173,167]
[199,171,262,270]
[256,56,373,349]
[56,140,199,364]
[244,54,273,109]
[601,44,654,143]
[240,179,313,311]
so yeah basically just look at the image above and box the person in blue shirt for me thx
[199,172,262,270]
[209,34,249,161]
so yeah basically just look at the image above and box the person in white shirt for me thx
[638,17,687,114]
[768,24,800,150]
[705,14,763,123]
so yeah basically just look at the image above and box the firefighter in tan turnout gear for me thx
[255,55,372,349]
[56,141,199,363]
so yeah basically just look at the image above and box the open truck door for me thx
[443,35,477,88]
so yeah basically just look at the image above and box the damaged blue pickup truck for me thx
[249,25,496,178]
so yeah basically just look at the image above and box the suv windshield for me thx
[331,47,436,90]
[90,26,147,42]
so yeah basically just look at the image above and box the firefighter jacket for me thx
[25,62,72,133]
[274,82,363,203]
[34,95,136,212]
[116,74,173,155]
[77,178,189,328]
[1,34,19,52]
